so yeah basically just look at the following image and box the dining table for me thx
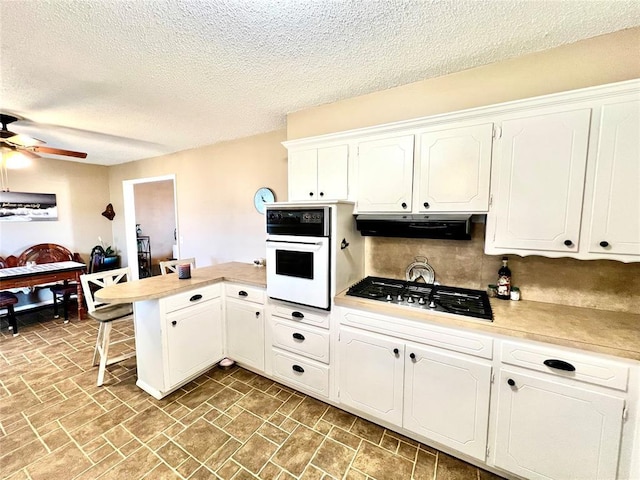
[0,261,87,319]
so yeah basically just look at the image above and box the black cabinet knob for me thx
[507,378,516,387]
[255,311,260,318]
[409,353,416,360]
[599,241,609,248]
[292,365,304,373]
[238,290,248,297]
[423,202,429,209]
[393,348,399,355]
[319,192,324,197]
[171,320,177,326]
[292,332,305,341]
[564,240,573,247]
[401,202,407,209]
[309,192,314,197]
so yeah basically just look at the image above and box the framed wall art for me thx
[0,191,58,221]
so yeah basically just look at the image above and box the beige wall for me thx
[287,27,640,313]
[108,129,288,268]
[287,27,640,139]
[0,157,112,261]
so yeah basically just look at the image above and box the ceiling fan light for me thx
[1,149,37,169]
[6,133,45,147]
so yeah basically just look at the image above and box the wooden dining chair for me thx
[80,267,135,386]
[159,258,196,275]
[0,256,19,336]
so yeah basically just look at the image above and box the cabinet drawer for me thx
[500,340,629,391]
[272,349,329,397]
[225,283,265,305]
[270,303,330,329]
[271,318,330,364]
[163,283,222,314]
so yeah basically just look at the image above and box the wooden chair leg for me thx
[63,293,70,323]
[53,293,60,319]
[7,305,18,336]
[96,322,112,387]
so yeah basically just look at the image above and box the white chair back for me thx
[80,267,131,314]
[159,258,196,275]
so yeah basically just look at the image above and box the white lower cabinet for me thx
[135,283,224,399]
[166,298,223,387]
[225,299,264,371]
[404,342,492,460]
[338,324,492,460]
[492,368,625,480]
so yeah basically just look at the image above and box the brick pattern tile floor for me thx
[0,306,506,480]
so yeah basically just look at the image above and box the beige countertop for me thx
[95,261,639,362]
[95,262,266,304]
[335,292,640,362]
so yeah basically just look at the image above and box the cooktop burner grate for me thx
[346,276,493,321]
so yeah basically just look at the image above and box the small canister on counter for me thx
[510,287,520,301]
[487,285,498,298]
[177,263,191,279]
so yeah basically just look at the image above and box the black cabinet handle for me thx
[543,359,576,372]
[409,353,416,360]
[292,332,305,341]
[507,378,516,387]
[292,311,304,319]
[564,240,573,247]
[238,290,248,297]
[319,192,324,197]
[599,241,609,248]
[393,348,399,355]
[401,202,407,209]
[292,365,304,373]
[190,294,203,302]
[423,202,429,209]
[171,320,177,326]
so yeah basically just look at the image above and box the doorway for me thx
[123,174,178,280]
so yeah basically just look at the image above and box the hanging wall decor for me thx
[0,191,57,221]
[101,203,115,221]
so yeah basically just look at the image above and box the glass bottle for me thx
[497,256,511,300]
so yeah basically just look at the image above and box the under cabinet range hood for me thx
[355,214,472,240]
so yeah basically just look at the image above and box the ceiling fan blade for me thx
[5,134,46,147]
[31,145,87,158]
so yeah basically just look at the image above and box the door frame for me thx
[123,174,178,280]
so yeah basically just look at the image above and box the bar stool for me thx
[0,292,19,336]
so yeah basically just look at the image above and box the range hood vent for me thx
[355,214,472,240]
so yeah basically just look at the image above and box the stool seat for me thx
[0,292,19,336]
[88,303,133,322]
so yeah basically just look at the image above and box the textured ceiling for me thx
[1,0,639,166]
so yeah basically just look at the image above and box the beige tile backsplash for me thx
[365,223,640,314]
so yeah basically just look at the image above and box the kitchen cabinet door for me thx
[493,369,624,480]
[338,326,404,426]
[416,123,493,212]
[403,342,492,461]
[587,99,640,257]
[288,149,318,201]
[355,135,414,212]
[288,145,349,201]
[488,109,591,253]
[226,299,264,371]
[166,298,223,388]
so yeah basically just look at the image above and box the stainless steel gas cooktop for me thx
[346,276,493,321]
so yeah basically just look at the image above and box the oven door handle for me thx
[265,240,323,252]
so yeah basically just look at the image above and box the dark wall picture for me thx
[0,191,58,221]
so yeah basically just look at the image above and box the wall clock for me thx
[254,187,275,214]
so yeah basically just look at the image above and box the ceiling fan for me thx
[1,113,87,159]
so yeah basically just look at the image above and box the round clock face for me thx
[254,187,275,214]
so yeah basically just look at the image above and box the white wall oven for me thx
[266,206,331,310]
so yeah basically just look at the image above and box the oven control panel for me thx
[266,207,330,236]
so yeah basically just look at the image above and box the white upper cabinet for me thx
[355,134,415,212]
[288,144,349,201]
[587,99,640,257]
[416,123,493,212]
[487,108,592,253]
